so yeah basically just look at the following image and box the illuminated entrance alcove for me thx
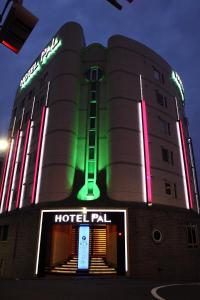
[35,209,128,276]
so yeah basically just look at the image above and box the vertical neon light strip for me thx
[5,131,20,211]
[188,138,199,213]
[16,120,31,208]
[0,149,10,209]
[176,122,189,209]
[31,107,46,204]
[19,121,34,208]
[138,103,147,203]
[179,120,193,209]
[8,131,23,211]
[0,139,14,213]
[139,75,152,205]
[35,108,49,204]
[77,80,100,200]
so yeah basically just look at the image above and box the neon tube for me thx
[8,131,23,211]
[5,131,20,211]
[0,148,10,206]
[138,103,147,203]
[188,138,199,213]
[35,108,49,204]
[19,121,34,208]
[176,122,189,209]
[0,139,15,213]
[16,120,31,208]
[141,99,152,205]
[179,121,193,209]
[31,107,46,204]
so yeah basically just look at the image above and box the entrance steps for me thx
[46,257,117,275]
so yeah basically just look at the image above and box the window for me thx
[186,224,199,248]
[161,147,174,165]
[165,182,171,195]
[0,225,9,241]
[162,147,169,162]
[156,90,167,107]
[153,67,165,84]
[164,181,178,198]
[159,117,170,135]
[85,66,104,82]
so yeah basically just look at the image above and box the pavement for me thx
[0,276,200,300]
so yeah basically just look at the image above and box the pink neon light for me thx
[5,131,20,211]
[0,148,10,204]
[31,107,46,204]
[179,120,193,209]
[16,120,31,208]
[141,99,152,204]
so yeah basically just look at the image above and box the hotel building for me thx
[0,22,199,280]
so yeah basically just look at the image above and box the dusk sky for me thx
[0,0,200,183]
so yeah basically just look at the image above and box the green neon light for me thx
[77,76,100,201]
[20,37,62,89]
[171,70,185,102]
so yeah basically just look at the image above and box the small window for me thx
[159,117,170,135]
[90,118,95,129]
[162,147,169,162]
[153,67,161,81]
[165,182,171,195]
[152,229,163,244]
[90,103,96,117]
[156,91,167,108]
[0,225,9,241]
[85,66,104,82]
[89,131,95,146]
[186,224,199,248]
[174,183,177,198]
[89,147,95,160]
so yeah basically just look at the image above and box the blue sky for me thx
[0,0,200,183]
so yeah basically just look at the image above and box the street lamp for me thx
[0,138,9,153]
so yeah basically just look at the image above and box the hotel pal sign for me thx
[54,212,112,224]
[20,37,62,89]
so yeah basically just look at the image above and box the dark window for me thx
[153,67,161,81]
[89,131,95,146]
[0,225,9,241]
[174,183,177,198]
[162,147,169,162]
[90,118,95,129]
[156,91,167,108]
[89,147,95,160]
[186,224,199,248]
[90,91,96,100]
[90,103,96,117]
[170,151,174,165]
[165,182,171,195]
[159,117,170,135]
[85,66,104,82]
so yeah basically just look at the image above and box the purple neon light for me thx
[5,131,20,211]
[141,99,152,205]
[31,107,46,204]
[179,120,193,209]
[16,120,31,208]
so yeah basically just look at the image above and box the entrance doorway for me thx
[36,209,127,276]
[47,224,118,275]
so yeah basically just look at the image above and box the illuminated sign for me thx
[54,213,112,223]
[78,225,90,270]
[20,37,62,89]
[171,70,185,102]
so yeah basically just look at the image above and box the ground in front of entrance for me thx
[0,277,200,300]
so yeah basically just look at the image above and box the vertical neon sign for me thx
[78,225,90,270]
[16,120,31,208]
[31,83,50,204]
[179,120,193,209]
[5,131,20,211]
[139,75,152,205]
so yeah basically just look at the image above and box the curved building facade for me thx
[0,22,200,280]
